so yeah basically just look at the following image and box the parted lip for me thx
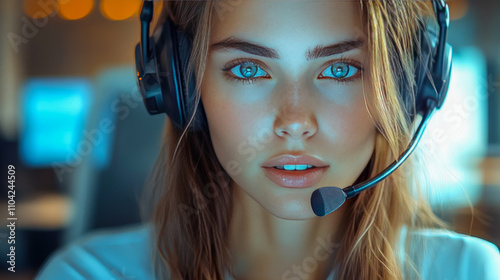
[261,152,329,168]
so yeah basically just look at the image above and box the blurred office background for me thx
[0,0,499,279]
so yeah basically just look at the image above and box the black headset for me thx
[135,0,453,216]
[134,0,199,130]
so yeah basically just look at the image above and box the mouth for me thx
[262,166,328,188]
[261,153,329,188]
[273,164,315,170]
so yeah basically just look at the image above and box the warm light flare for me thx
[58,0,94,20]
[100,0,141,21]
[449,0,469,20]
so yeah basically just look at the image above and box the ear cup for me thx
[412,19,437,116]
[401,10,452,122]
[134,17,185,128]
[153,17,206,130]
[153,18,187,129]
[135,11,206,131]
[168,19,208,131]
[396,22,431,121]
[135,36,166,115]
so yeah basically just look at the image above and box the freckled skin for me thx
[201,0,377,278]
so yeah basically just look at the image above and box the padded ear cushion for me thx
[154,17,206,130]
[399,19,435,121]
[174,22,208,130]
[413,20,437,115]
[413,19,453,115]
[401,14,453,122]
[152,18,186,129]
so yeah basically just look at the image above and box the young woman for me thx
[36,1,500,279]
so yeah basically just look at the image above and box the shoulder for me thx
[405,228,500,280]
[35,223,155,280]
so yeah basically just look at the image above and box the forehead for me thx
[210,0,364,46]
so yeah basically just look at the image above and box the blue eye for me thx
[229,61,269,79]
[320,62,359,80]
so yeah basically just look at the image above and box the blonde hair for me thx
[140,1,446,279]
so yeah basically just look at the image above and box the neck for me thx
[229,186,347,280]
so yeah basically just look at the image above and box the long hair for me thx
[140,1,446,279]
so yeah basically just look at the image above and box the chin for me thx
[264,196,317,220]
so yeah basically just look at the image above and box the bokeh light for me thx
[100,0,141,21]
[24,0,57,19]
[58,0,94,20]
[449,0,469,20]
[20,78,92,167]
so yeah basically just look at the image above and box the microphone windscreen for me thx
[311,187,347,216]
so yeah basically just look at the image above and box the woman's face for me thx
[201,0,376,220]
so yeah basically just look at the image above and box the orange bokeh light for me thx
[58,0,94,20]
[24,0,57,19]
[449,0,469,20]
[100,0,141,21]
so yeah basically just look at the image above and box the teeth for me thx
[291,165,307,171]
[275,165,314,170]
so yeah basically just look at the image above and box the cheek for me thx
[316,92,376,180]
[318,86,376,154]
[336,108,375,151]
[201,79,260,170]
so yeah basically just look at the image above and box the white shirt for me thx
[35,223,500,280]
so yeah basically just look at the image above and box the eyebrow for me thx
[306,38,364,60]
[209,36,364,61]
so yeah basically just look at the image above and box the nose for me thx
[273,81,318,140]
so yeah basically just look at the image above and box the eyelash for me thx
[221,57,363,85]
[221,58,270,85]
